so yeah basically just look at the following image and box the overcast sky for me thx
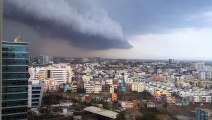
[3,0,212,60]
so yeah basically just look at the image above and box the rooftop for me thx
[2,41,29,45]
[84,106,118,119]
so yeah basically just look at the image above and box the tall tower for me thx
[1,38,29,120]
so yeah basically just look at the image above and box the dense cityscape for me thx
[1,34,212,120]
[28,54,212,120]
[2,0,212,120]
[2,37,212,119]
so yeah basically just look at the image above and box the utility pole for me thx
[0,0,3,119]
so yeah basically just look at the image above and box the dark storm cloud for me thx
[99,0,212,36]
[3,0,132,50]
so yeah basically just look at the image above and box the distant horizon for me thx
[3,0,212,60]
[30,55,212,62]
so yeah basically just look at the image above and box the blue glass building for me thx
[196,108,209,120]
[1,41,29,120]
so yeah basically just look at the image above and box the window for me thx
[2,93,28,100]
[2,100,28,107]
[2,52,28,58]
[2,86,28,93]
[32,87,41,90]
[32,95,40,98]
[2,59,28,65]
[2,45,28,52]
[32,99,39,102]
[32,103,39,106]
[2,107,27,114]
[2,80,28,86]
[2,73,29,79]
[32,91,40,94]
[2,66,28,72]
[2,114,27,120]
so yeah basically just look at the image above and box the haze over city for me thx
[2,0,212,120]
[3,0,212,60]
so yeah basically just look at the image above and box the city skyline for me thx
[3,0,212,60]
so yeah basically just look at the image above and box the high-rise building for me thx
[198,71,206,80]
[192,62,205,71]
[37,55,53,64]
[169,59,176,64]
[1,40,29,120]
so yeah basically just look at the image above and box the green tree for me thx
[163,102,168,107]
[115,111,126,120]
[140,90,153,99]
[103,102,110,110]
[140,112,158,120]
[77,88,85,93]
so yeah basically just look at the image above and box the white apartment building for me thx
[29,67,46,80]
[29,64,73,85]
[192,96,211,103]
[202,96,212,103]
[49,68,69,84]
[28,80,45,108]
[131,83,144,92]
[84,81,102,94]
[192,62,205,71]
[85,84,95,93]
[110,85,115,93]
[82,75,93,83]
[125,78,134,84]
[105,79,113,85]
[198,71,206,80]
[94,85,102,94]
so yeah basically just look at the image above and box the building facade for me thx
[1,41,29,120]
[29,64,72,85]
[28,80,45,108]
[131,83,144,92]
[37,55,53,64]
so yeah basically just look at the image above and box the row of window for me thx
[2,80,28,86]
[32,87,41,90]
[2,93,28,100]
[2,45,28,52]
[2,73,29,79]
[32,95,40,98]
[2,100,28,107]
[32,103,39,106]
[32,91,41,94]
[2,86,28,93]
[32,99,39,102]
[2,52,28,58]
[2,107,27,114]
[2,113,27,120]
[2,66,28,73]
[2,59,28,65]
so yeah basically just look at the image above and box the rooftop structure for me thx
[84,106,118,119]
